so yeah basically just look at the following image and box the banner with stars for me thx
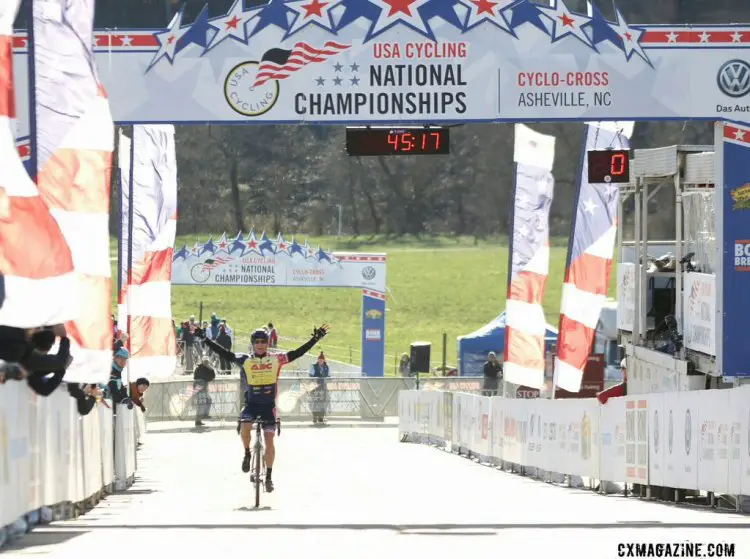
[171,231,386,291]
[10,0,750,123]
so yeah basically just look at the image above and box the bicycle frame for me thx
[249,417,281,508]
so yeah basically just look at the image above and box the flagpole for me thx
[25,0,39,182]
[126,126,136,394]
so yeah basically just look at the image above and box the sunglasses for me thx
[253,339,268,344]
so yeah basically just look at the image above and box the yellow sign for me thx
[365,309,382,320]
[730,183,750,210]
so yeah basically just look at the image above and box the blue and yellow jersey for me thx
[239,352,290,404]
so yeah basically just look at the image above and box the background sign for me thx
[682,272,716,356]
[361,291,386,377]
[171,231,385,292]
[719,122,750,377]
[10,3,750,124]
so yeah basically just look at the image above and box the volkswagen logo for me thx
[717,59,750,98]
[362,266,376,280]
[685,409,692,456]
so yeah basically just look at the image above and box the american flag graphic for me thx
[119,125,178,381]
[33,0,114,383]
[504,124,556,390]
[0,0,76,329]
[201,256,233,270]
[554,121,634,393]
[252,41,350,88]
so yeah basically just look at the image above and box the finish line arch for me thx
[170,231,387,377]
[9,0,750,377]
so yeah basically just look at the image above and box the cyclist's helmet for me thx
[251,328,269,343]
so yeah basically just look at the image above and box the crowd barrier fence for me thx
[398,386,750,502]
[0,382,143,539]
[142,376,492,422]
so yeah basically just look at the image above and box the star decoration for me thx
[215,233,230,254]
[333,76,343,85]
[732,31,743,42]
[276,233,289,255]
[203,0,259,54]
[289,237,306,257]
[610,7,651,66]
[333,62,343,71]
[463,0,515,36]
[734,128,746,141]
[178,4,211,50]
[316,76,326,85]
[173,245,189,261]
[538,0,595,50]
[284,0,339,39]
[419,0,465,31]
[365,0,434,42]
[666,31,678,42]
[583,198,597,215]
[350,75,360,85]
[243,231,260,256]
[317,247,332,263]
[350,62,359,72]
[199,237,217,256]
[258,231,277,256]
[147,9,190,71]
[506,0,550,35]
[189,242,202,257]
[228,231,247,254]
[249,0,298,38]
[333,0,382,32]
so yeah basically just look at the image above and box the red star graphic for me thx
[225,15,241,29]
[382,0,418,17]
[471,0,497,16]
[278,242,288,251]
[218,241,228,250]
[248,239,258,249]
[167,35,175,45]
[301,0,328,18]
[559,13,575,28]
[623,31,632,41]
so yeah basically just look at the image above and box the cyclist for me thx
[199,323,329,492]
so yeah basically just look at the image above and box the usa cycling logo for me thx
[717,60,750,98]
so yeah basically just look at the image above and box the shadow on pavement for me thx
[3,530,89,550]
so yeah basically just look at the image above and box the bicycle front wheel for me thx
[253,449,262,508]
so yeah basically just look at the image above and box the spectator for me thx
[399,353,410,376]
[210,313,221,339]
[309,352,330,425]
[67,383,105,416]
[106,347,133,411]
[129,377,150,413]
[215,324,232,373]
[193,357,216,427]
[267,322,278,348]
[597,358,627,405]
[181,321,195,371]
[0,359,25,384]
[482,351,502,396]
[25,329,67,396]
[220,319,233,345]
[0,324,71,381]
[189,315,197,331]
[201,320,213,340]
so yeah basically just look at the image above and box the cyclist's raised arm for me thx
[285,324,329,364]
[201,333,241,364]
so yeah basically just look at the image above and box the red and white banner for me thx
[554,121,634,393]
[119,125,178,380]
[32,0,114,381]
[504,124,555,389]
[0,0,76,328]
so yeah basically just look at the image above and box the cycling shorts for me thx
[240,402,277,432]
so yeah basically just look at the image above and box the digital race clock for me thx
[586,149,630,183]
[345,127,450,156]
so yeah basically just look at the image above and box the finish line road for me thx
[5,428,750,558]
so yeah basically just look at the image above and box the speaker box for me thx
[410,342,431,374]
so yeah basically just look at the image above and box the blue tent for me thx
[457,312,558,376]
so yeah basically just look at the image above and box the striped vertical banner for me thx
[503,124,556,390]
[32,0,114,382]
[554,121,634,393]
[121,125,178,380]
[0,0,76,328]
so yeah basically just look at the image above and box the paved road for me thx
[5,427,750,558]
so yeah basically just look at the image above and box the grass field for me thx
[112,235,618,374]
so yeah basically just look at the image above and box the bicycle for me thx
[248,416,281,508]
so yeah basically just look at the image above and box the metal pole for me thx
[337,204,343,237]
[198,301,203,324]
[441,332,447,374]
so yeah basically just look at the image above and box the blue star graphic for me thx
[258,232,276,256]
[316,76,325,85]
[507,0,549,35]
[333,0,380,31]
[290,238,305,257]
[350,62,359,72]
[228,232,246,254]
[333,62,343,72]
[333,76,343,85]
[317,247,332,264]
[177,4,212,51]
[420,0,464,30]
[350,75,360,85]
[249,0,297,38]
[583,3,622,50]
[173,245,189,262]
[199,238,217,256]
